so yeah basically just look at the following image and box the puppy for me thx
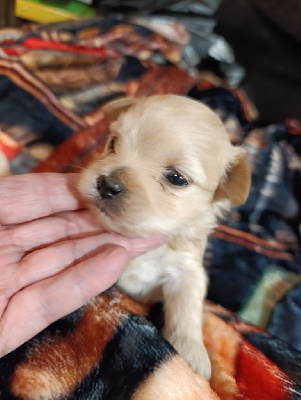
[79,95,251,379]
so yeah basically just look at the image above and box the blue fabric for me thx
[189,86,301,350]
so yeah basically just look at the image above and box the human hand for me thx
[0,173,165,358]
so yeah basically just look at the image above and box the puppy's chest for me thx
[117,245,197,303]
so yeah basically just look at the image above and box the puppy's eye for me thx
[164,169,188,187]
[108,136,117,153]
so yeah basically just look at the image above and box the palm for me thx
[0,173,164,357]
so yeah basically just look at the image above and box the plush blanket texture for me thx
[0,18,300,399]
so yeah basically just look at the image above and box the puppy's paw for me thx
[165,333,211,380]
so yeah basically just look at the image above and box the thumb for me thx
[121,234,167,258]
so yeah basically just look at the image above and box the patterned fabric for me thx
[0,17,301,399]
[1,293,300,400]
[0,18,188,174]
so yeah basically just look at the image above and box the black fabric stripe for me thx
[0,344,28,400]
[146,302,164,332]
[241,332,301,386]
[0,75,74,146]
[0,307,84,399]
[292,383,301,400]
[71,314,175,400]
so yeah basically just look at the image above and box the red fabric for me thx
[23,37,119,58]
[236,341,290,400]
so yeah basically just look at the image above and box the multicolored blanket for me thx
[0,18,300,399]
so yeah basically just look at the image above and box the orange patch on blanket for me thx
[204,312,241,400]
[132,355,219,400]
[11,291,147,399]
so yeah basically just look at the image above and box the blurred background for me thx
[1,0,300,123]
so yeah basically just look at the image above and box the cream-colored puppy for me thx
[79,95,251,379]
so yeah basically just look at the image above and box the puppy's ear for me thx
[103,97,139,122]
[213,148,251,207]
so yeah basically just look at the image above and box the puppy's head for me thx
[79,95,250,237]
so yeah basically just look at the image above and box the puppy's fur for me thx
[79,95,251,379]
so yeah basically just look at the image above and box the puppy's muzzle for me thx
[96,175,124,200]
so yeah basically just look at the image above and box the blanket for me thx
[0,18,300,399]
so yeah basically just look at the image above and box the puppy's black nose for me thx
[96,175,123,199]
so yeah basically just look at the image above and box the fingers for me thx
[0,245,130,357]
[18,233,120,291]
[0,173,82,225]
[0,224,166,356]
[0,209,103,254]
[16,232,166,292]
[120,233,167,258]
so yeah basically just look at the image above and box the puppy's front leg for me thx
[162,261,211,380]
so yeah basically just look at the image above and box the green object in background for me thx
[35,0,95,14]
[16,0,96,23]
[239,264,301,329]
